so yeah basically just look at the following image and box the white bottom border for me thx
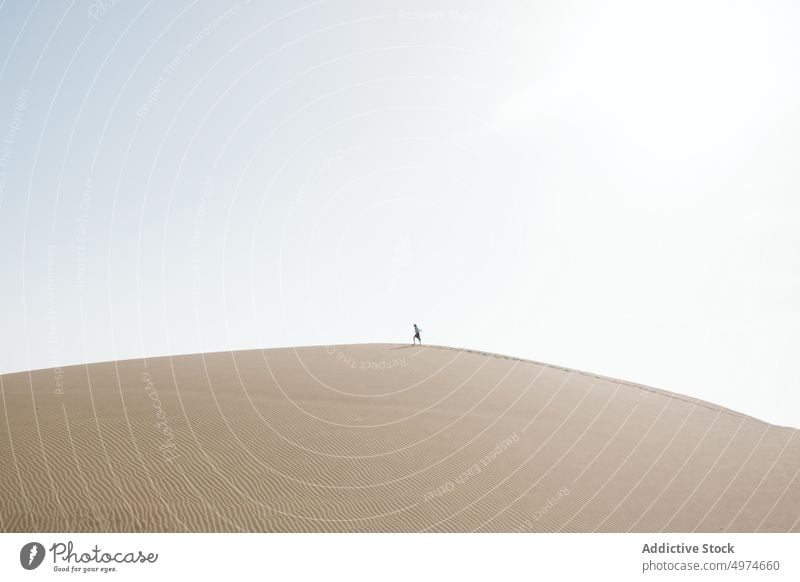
[1,533,797,581]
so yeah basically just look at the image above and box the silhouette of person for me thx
[413,323,422,345]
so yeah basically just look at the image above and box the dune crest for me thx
[1,344,798,532]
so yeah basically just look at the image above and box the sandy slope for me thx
[1,344,798,532]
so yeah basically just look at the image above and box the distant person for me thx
[413,323,422,345]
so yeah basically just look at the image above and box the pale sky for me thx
[1,0,798,428]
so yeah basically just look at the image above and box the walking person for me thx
[413,323,422,345]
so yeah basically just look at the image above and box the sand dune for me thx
[1,344,798,532]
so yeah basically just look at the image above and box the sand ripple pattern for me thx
[1,344,798,532]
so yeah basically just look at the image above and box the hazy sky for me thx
[1,0,798,428]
